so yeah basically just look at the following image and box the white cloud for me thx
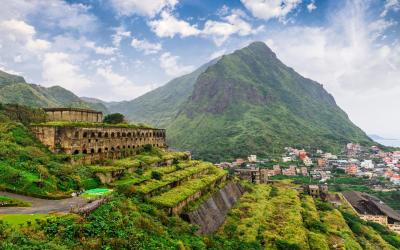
[307,1,316,12]
[203,9,264,46]
[0,19,51,55]
[264,0,400,137]
[131,38,162,54]
[84,41,116,55]
[159,52,194,77]
[96,66,153,100]
[381,0,400,17]
[241,0,302,20]
[148,11,201,38]
[112,26,131,47]
[42,52,92,93]
[0,1,98,33]
[110,0,178,17]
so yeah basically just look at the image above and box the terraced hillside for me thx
[217,181,400,249]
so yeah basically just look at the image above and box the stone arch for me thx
[117,132,121,138]
[127,132,131,137]
[91,132,96,138]
[83,132,88,138]
[82,149,88,154]
[98,148,102,153]
[90,148,95,154]
[111,132,115,138]
[73,149,80,155]
[111,147,115,151]
[74,131,79,138]
[105,147,108,152]
[105,132,109,138]
[98,132,102,138]
[122,132,126,137]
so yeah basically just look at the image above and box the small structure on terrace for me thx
[31,108,167,164]
[343,191,400,234]
[44,107,103,123]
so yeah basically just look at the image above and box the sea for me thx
[375,139,400,148]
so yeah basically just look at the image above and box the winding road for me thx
[0,191,88,214]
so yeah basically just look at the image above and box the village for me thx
[216,143,400,234]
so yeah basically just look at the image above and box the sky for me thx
[0,0,399,138]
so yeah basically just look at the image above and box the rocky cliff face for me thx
[184,182,244,234]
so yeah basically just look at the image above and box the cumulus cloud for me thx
[159,52,194,77]
[149,9,263,46]
[0,0,98,33]
[42,52,92,93]
[381,0,400,17]
[240,0,302,20]
[112,26,131,47]
[307,1,317,12]
[148,11,201,38]
[110,0,178,17]
[85,41,117,55]
[203,9,264,46]
[264,0,400,137]
[131,38,162,54]
[96,66,153,100]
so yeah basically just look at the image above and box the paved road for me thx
[0,191,88,214]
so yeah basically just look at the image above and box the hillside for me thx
[111,42,372,161]
[0,70,108,113]
[107,59,218,126]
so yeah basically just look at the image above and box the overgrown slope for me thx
[0,70,108,113]
[166,42,372,161]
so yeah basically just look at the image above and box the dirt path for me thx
[0,191,88,214]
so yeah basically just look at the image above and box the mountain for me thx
[111,42,373,162]
[0,70,108,113]
[107,58,219,126]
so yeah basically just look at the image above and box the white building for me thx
[303,156,313,167]
[248,155,257,163]
[361,160,374,169]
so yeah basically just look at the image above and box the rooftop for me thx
[43,107,103,114]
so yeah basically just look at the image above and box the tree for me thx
[103,113,124,124]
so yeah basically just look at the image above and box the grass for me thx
[149,167,226,207]
[135,162,212,195]
[81,188,113,199]
[0,214,49,227]
[0,196,31,207]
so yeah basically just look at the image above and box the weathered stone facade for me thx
[31,125,166,163]
[44,108,103,123]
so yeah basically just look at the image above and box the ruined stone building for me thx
[31,108,166,164]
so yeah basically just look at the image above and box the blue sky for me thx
[0,0,399,138]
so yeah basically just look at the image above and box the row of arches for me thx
[77,130,165,139]
[72,143,164,155]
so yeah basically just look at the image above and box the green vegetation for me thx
[31,121,151,129]
[0,69,107,112]
[149,167,226,207]
[108,42,373,162]
[0,196,31,207]
[103,113,125,124]
[0,214,49,227]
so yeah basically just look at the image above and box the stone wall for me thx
[44,108,103,123]
[183,182,244,234]
[31,125,166,164]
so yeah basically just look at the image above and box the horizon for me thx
[0,0,399,138]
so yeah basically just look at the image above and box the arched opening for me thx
[122,132,126,137]
[127,132,131,137]
[73,149,79,155]
[91,132,96,138]
[128,145,131,148]
[90,148,95,154]
[111,132,115,138]
[83,132,88,138]
[105,147,108,152]
[111,147,115,151]
[98,148,102,153]
[116,146,120,150]
[117,132,121,138]
[74,132,79,138]
[98,132,102,138]
[105,132,109,138]
[82,149,88,154]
